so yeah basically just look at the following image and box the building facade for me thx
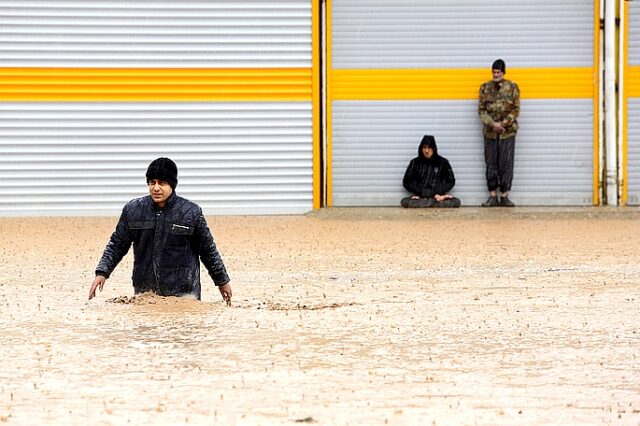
[0,0,637,215]
[0,1,320,215]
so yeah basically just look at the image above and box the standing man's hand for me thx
[492,122,505,133]
[218,283,232,306]
[89,275,106,300]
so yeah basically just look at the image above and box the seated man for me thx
[401,135,461,208]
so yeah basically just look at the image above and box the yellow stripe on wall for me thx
[331,67,595,100]
[628,66,640,97]
[311,0,321,209]
[0,68,313,101]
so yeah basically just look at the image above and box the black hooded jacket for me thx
[402,135,456,198]
[95,192,229,300]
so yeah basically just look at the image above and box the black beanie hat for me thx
[146,157,178,189]
[492,59,506,73]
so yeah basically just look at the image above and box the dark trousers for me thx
[484,136,515,193]
[401,197,461,208]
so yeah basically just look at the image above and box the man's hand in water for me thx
[89,275,106,300]
[218,283,232,306]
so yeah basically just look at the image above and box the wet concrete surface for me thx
[1,207,639,425]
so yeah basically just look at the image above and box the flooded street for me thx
[1,207,639,425]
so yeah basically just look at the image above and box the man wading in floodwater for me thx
[88,157,232,304]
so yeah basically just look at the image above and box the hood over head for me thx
[419,135,438,158]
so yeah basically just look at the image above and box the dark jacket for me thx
[402,136,456,198]
[95,192,229,300]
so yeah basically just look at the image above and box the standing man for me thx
[478,59,520,207]
[88,157,232,304]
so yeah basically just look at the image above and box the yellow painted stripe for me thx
[331,67,595,100]
[0,68,312,101]
[628,66,640,97]
[311,0,321,209]
[593,0,600,206]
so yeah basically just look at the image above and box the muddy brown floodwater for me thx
[1,207,639,425]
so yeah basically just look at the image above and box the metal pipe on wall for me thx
[604,0,618,205]
[599,0,606,205]
[618,0,625,204]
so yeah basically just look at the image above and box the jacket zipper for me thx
[152,210,162,288]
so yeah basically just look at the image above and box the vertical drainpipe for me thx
[321,0,328,208]
[598,0,605,205]
[617,0,625,205]
[604,0,618,205]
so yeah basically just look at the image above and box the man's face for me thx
[421,145,434,159]
[492,69,504,82]
[148,179,173,207]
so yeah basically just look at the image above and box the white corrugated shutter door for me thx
[330,0,595,206]
[627,3,640,205]
[0,1,314,216]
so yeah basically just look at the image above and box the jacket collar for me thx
[151,191,177,211]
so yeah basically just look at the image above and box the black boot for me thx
[499,196,515,207]
[482,196,499,207]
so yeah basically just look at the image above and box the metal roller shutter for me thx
[329,0,596,207]
[627,3,640,205]
[629,3,640,66]
[629,100,640,205]
[332,99,593,207]
[331,0,593,69]
[0,102,312,215]
[0,0,314,216]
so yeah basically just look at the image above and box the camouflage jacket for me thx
[478,79,520,139]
